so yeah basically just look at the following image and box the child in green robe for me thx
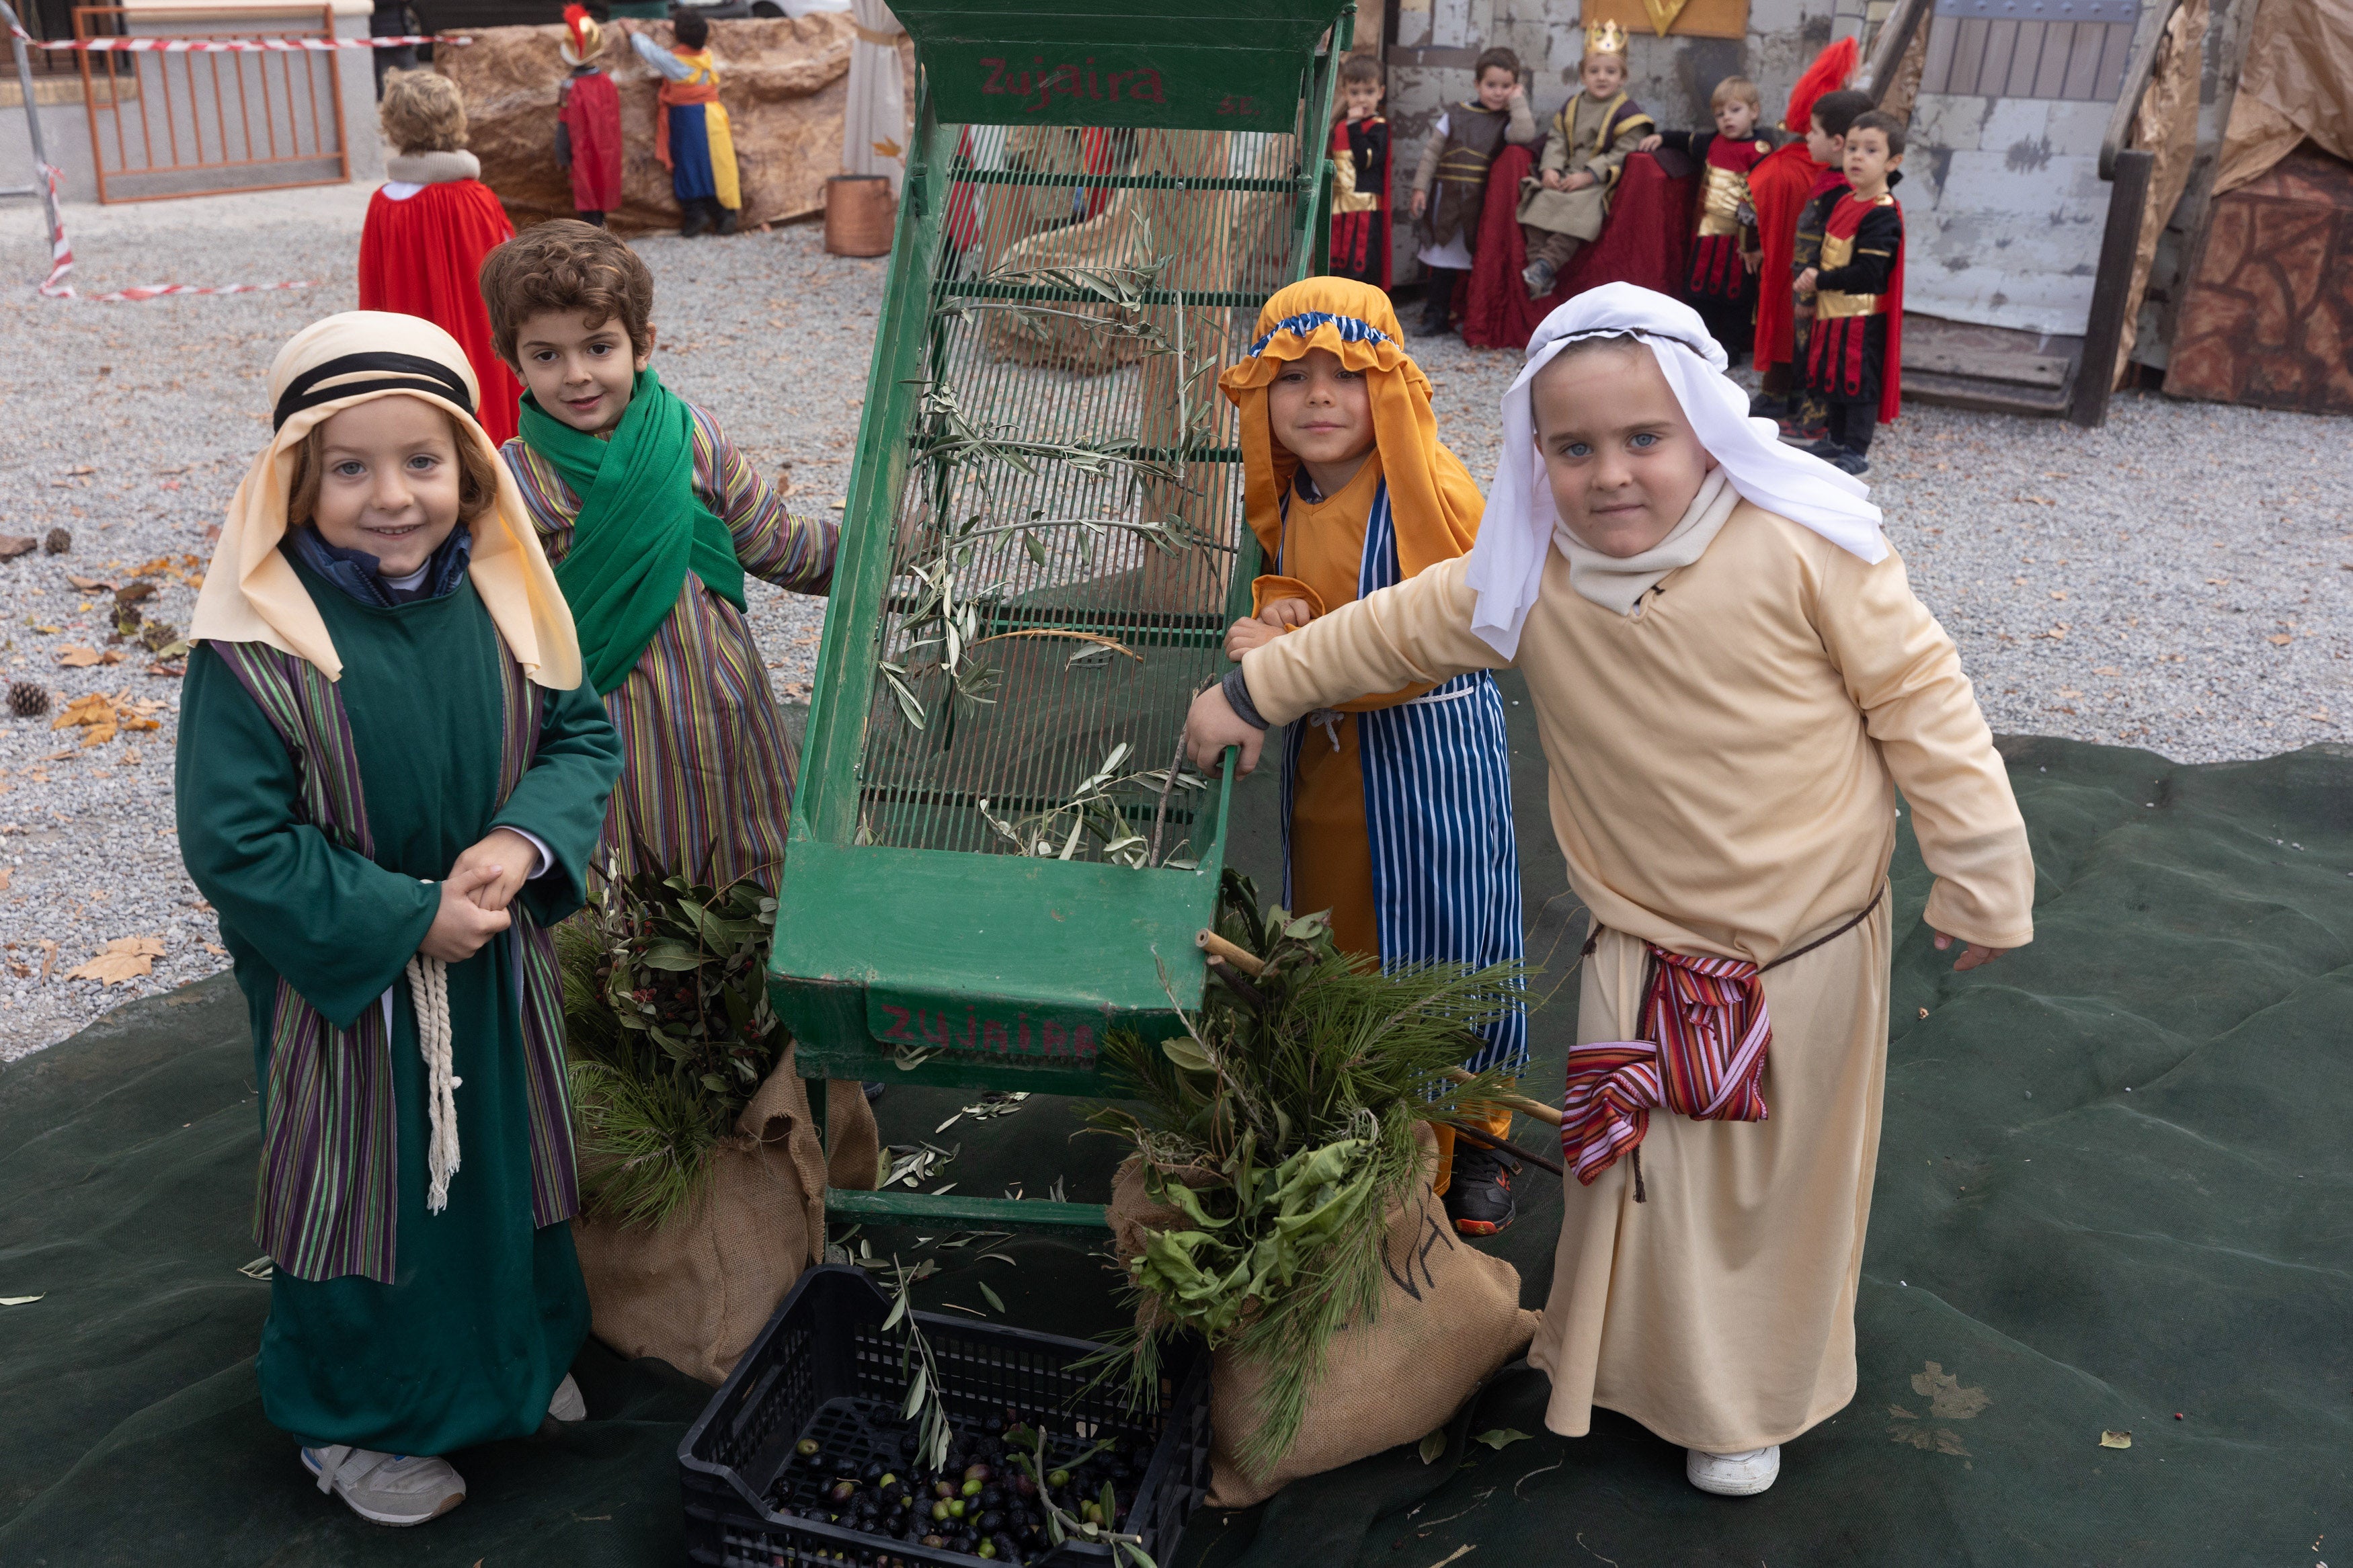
[180,311,622,1527]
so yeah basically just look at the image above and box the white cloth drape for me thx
[1462,283,1888,660]
[844,0,907,194]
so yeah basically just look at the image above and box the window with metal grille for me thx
[1917,0,2141,100]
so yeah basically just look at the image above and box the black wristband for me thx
[1221,665,1271,731]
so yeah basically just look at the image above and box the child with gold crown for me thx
[1514,19,1654,300]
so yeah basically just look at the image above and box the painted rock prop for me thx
[438,15,906,234]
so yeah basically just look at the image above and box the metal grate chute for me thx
[770,5,1352,1194]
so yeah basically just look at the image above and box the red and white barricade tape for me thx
[7,24,466,50]
[32,164,314,302]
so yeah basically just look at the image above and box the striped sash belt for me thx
[1558,884,1886,1192]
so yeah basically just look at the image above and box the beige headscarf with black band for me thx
[188,311,582,689]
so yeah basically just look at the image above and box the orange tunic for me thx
[1255,454,1511,1175]
[1254,453,1428,959]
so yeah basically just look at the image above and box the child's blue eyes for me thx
[1630,433,1659,448]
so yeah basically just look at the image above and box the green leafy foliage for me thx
[1084,870,1523,1482]
[558,845,785,1228]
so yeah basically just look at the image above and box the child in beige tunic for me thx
[1187,284,2035,1497]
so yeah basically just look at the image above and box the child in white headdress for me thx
[1187,283,2034,1497]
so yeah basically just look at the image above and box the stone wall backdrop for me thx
[440,13,877,233]
[1382,0,1845,286]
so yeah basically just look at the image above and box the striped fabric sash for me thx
[1558,887,1885,1189]
[212,638,578,1284]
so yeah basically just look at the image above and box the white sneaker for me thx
[547,1372,586,1422]
[1686,1444,1780,1496]
[301,1444,466,1525]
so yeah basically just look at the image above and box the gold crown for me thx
[1585,17,1631,56]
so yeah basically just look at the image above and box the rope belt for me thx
[405,955,461,1212]
[1560,885,1886,1200]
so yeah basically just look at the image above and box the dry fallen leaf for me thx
[0,535,38,561]
[36,938,58,982]
[54,645,102,668]
[2268,634,2293,646]
[1913,1362,1993,1420]
[63,935,166,985]
[65,573,115,591]
[0,868,10,892]
[2099,1430,2132,1449]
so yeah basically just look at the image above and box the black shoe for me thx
[680,200,713,239]
[861,1080,886,1104]
[1748,393,1790,421]
[1410,269,1458,337]
[1442,1141,1520,1237]
[715,203,741,237]
[1828,446,1871,477]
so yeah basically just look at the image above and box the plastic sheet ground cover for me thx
[1,705,2347,1566]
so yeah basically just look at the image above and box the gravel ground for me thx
[3,188,2348,1057]
[0,190,863,1059]
[1409,335,2353,760]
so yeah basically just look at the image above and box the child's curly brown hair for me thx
[378,68,468,155]
[478,218,657,366]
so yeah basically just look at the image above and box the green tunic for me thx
[177,552,621,1456]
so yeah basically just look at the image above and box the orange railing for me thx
[73,5,348,202]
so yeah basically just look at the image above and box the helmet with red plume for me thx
[1780,36,1859,133]
[559,3,605,67]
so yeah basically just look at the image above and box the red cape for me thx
[1460,144,1695,351]
[560,71,623,214]
[1749,143,1834,372]
[358,180,524,446]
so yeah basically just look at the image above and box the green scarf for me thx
[520,367,746,696]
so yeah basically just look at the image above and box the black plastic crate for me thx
[681,1265,1211,1567]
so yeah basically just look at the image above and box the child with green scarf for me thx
[481,220,835,896]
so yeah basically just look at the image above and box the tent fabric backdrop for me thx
[844,0,909,194]
[2,696,2348,1566]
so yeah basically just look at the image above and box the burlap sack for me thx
[1107,1125,1539,1508]
[571,1049,879,1385]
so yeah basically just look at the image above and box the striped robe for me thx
[502,402,836,893]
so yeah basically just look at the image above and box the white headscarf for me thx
[1462,283,1888,659]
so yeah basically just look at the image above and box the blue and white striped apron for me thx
[1275,479,1527,1075]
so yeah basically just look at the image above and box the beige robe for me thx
[1516,93,1648,241]
[1240,503,2035,1452]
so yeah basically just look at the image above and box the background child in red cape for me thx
[357,71,526,446]
[553,5,623,229]
[1795,111,1907,476]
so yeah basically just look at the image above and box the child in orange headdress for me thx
[1218,277,1527,1235]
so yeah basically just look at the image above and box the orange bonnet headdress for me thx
[1217,276,1484,587]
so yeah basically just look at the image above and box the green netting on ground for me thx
[3,683,2348,1565]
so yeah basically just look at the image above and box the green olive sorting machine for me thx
[769,0,1357,1232]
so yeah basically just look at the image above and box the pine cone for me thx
[7,680,50,718]
[42,527,71,554]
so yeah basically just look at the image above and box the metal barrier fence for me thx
[72,4,346,202]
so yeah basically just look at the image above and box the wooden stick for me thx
[1445,1067,1564,1128]
[1441,1118,1565,1179]
[1195,928,1267,976]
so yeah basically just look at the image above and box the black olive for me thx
[978,1510,1004,1532]
[979,1485,1004,1510]
[862,1460,887,1483]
